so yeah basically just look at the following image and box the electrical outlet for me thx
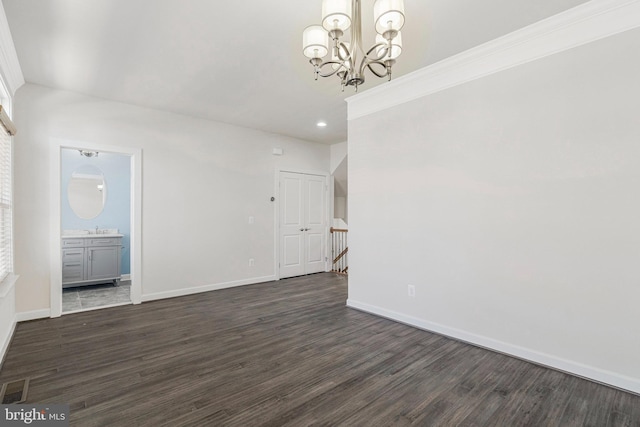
[248,216,254,224]
[408,285,415,297]
[249,258,255,267]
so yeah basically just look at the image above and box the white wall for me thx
[13,83,330,312]
[334,196,347,221]
[347,27,640,393]
[330,141,347,174]
[331,141,348,223]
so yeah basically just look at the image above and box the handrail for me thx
[330,227,348,233]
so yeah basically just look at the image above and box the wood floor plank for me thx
[607,391,640,427]
[1,273,639,426]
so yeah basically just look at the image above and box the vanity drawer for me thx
[62,238,85,248]
[62,262,84,282]
[62,248,84,262]
[87,238,120,247]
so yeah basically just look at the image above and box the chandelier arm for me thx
[364,42,389,62]
[358,42,390,76]
[366,61,389,79]
[337,42,352,62]
[317,61,347,78]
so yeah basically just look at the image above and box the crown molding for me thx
[0,2,24,97]
[347,0,640,120]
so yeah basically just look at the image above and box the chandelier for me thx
[302,0,405,91]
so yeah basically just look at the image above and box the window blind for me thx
[0,105,14,283]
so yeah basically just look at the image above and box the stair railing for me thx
[330,227,348,275]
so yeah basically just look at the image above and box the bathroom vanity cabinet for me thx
[62,235,123,288]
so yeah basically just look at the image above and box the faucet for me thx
[95,226,99,234]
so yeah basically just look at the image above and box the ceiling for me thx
[2,0,588,144]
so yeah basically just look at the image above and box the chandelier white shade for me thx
[322,0,352,32]
[302,0,406,91]
[373,0,405,34]
[302,25,329,59]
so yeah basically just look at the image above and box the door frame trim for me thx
[274,169,331,280]
[50,140,142,317]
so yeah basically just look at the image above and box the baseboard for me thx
[141,275,277,302]
[346,299,640,395]
[15,309,51,323]
[121,274,131,281]
[0,318,16,371]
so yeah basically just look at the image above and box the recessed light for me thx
[317,121,327,127]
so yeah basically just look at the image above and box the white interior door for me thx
[303,175,327,274]
[280,173,305,278]
[279,172,327,279]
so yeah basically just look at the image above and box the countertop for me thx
[62,234,124,238]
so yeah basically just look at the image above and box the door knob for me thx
[300,228,304,231]
[305,228,310,231]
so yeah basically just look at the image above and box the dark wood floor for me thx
[1,273,638,426]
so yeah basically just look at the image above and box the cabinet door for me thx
[86,246,121,280]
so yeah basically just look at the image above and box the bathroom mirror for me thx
[68,165,106,219]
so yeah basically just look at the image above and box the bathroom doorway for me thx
[60,148,132,313]
[50,141,142,317]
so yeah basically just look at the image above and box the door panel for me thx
[279,172,327,279]
[306,232,325,274]
[279,172,306,278]
[306,177,325,226]
[282,234,303,268]
[282,177,303,226]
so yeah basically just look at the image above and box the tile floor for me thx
[62,280,131,312]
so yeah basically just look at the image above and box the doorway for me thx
[50,141,142,318]
[278,171,329,279]
[60,148,132,312]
